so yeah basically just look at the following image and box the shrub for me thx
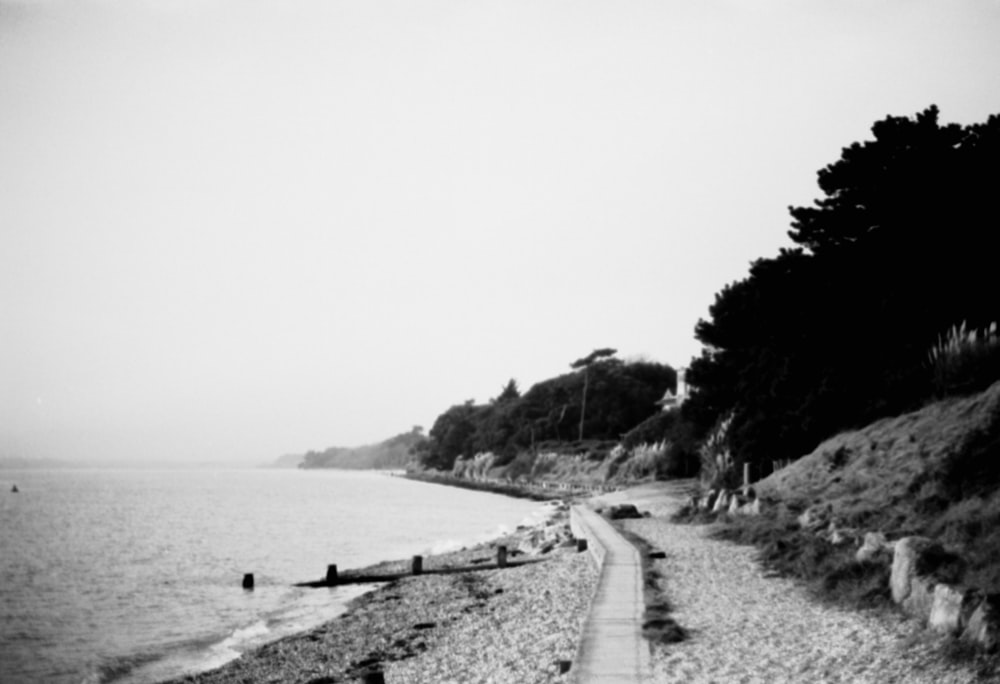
[928,321,1000,398]
[622,411,678,449]
[698,413,739,488]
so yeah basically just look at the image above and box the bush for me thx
[698,413,739,488]
[622,411,678,449]
[928,321,1000,398]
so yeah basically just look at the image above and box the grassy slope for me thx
[752,378,1000,593]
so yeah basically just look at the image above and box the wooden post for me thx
[326,564,338,585]
[497,545,507,568]
[743,462,750,488]
[412,555,423,575]
[242,573,254,590]
[576,538,588,552]
[360,670,385,684]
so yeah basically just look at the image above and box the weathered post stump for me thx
[326,564,338,585]
[576,538,589,552]
[242,573,254,590]
[497,545,508,568]
[412,555,423,575]
[360,670,385,683]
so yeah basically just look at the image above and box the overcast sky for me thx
[2,0,999,464]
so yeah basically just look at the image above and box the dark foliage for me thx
[685,106,1000,469]
[418,357,676,472]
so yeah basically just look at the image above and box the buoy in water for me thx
[11,484,18,493]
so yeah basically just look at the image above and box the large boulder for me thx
[928,583,966,635]
[928,584,987,636]
[891,536,966,622]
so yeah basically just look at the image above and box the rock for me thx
[727,495,742,515]
[797,504,830,531]
[962,594,1000,652]
[607,504,642,520]
[903,575,937,623]
[743,498,762,516]
[891,536,966,621]
[711,490,731,514]
[891,536,932,604]
[702,489,719,511]
[856,531,891,563]
[928,584,969,636]
[829,526,854,546]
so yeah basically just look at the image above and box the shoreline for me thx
[399,469,619,501]
[159,499,598,684]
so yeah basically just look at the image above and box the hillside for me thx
[755,379,1000,592]
[297,428,426,470]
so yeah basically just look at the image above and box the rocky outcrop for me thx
[886,536,999,651]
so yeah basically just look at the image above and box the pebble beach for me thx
[161,505,598,684]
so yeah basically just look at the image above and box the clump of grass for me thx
[699,413,739,489]
[928,320,1000,398]
[704,509,894,610]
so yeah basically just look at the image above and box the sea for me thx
[0,468,546,684]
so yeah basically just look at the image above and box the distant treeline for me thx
[298,428,426,470]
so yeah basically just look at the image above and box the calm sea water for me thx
[0,468,544,684]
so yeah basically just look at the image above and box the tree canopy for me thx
[417,358,676,472]
[685,106,1000,467]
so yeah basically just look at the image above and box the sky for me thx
[2,0,999,465]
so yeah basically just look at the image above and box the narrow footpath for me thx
[582,481,982,684]
[569,505,651,683]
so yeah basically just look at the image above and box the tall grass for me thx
[698,413,738,488]
[927,321,1000,398]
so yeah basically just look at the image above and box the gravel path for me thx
[591,482,983,684]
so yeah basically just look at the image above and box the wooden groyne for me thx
[292,547,546,588]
